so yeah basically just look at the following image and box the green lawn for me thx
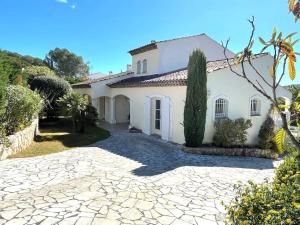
[10,121,110,158]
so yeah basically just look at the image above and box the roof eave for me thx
[128,43,158,56]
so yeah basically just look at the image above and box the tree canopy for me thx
[45,48,89,78]
[0,50,46,83]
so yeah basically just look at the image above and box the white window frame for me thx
[250,97,261,116]
[213,95,229,119]
[142,59,147,73]
[137,60,141,74]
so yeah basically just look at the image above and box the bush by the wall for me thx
[57,92,88,133]
[225,155,299,225]
[85,104,98,125]
[213,118,252,147]
[29,75,71,119]
[258,116,276,150]
[1,85,43,135]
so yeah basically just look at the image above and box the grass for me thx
[9,120,110,158]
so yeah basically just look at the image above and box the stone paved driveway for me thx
[0,124,277,225]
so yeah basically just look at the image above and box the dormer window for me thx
[142,59,147,73]
[137,61,141,74]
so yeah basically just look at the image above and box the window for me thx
[215,98,228,119]
[155,100,161,130]
[137,61,141,74]
[250,98,261,116]
[142,59,147,73]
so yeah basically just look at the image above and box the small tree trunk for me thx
[280,112,300,153]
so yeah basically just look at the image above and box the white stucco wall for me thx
[205,55,292,145]
[132,48,159,76]
[91,73,134,99]
[73,88,92,97]
[131,35,235,76]
[110,86,186,143]
[157,34,235,74]
[110,55,291,145]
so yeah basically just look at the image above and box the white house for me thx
[73,34,292,145]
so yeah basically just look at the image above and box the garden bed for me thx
[182,145,278,159]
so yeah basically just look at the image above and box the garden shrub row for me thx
[225,153,299,225]
[212,116,277,151]
[0,85,43,136]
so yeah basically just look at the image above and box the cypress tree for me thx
[184,50,207,147]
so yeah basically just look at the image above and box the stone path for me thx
[0,124,277,225]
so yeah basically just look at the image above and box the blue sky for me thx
[0,0,299,85]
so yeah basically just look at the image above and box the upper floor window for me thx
[250,98,261,116]
[137,61,141,74]
[215,98,228,119]
[142,59,147,73]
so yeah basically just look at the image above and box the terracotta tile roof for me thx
[108,53,269,88]
[72,71,133,89]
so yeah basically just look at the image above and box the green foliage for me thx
[65,76,88,84]
[45,48,89,77]
[288,88,300,126]
[1,85,43,135]
[225,155,300,225]
[274,128,286,154]
[29,76,71,118]
[85,104,99,125]
[57,92,89,133]
[213,118,252,147]
[0,71,8,145]
[258,116,276,150]
[0,50,45,84]
[24,66,56,77]
[184,50,207,147]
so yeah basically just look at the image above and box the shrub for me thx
[213,118,252,147]
[29,75,71,119]
[258,116,276,149]
[1,85,43,135]
[225,156,300,225]
[0,73,8,145]
[85,104,98,125]
[184,50,207,147]
[57,92,89,133]
[24,65,56,78]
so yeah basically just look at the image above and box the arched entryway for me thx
[114,95,130,124]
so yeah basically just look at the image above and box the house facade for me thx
[73,34,292,145]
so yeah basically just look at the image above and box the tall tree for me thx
[45,48,89,78]
[184,50,207,147]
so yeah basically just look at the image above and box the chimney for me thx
[109,71,113,75]
[127,64,132,72]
